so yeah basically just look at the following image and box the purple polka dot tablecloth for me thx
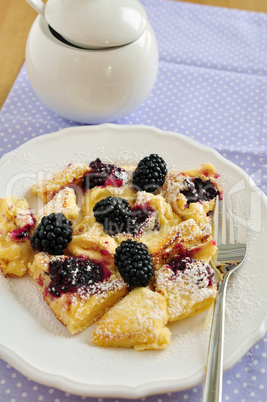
[1,0,267,401]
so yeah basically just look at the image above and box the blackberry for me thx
[82,158,125,190]
[48,256,102,296]
[93,196,131,235]
[31,213,73,255]
[114,239,154,287]
[181,178,219,204]
[132,154,167,193]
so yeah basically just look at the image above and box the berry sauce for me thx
[48,256,111,297]
[168,255,190,272]
[167,255,214,287]
[9,227,31,240]
[181,177,219,205]
[82,158,125,191]
[8,222,35,241]
[130,204,158,235]
[8,210,36,241]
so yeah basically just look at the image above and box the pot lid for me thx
[44,0,148,49]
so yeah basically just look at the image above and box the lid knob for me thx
[26,0,148,49]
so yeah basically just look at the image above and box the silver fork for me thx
[202,195,247,402]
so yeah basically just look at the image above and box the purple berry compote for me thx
[129,203,159,235]
[181,177,219,205]
[167,255,215,288]
[8,209,35,241]
[82,159,126,190]
[47,256,111,297]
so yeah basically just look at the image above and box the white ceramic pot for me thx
[25,15,158,124]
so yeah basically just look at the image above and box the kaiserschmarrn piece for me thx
[31,162,90,203]
[151,218,217,270]
[28,252,128,334]
[0,197,35,276]
[154,256,217,321]
[116,191,182,253]
[68,216,118,272]
[161,163,221,229]
[92,287,171,350]
[33,187,80,228]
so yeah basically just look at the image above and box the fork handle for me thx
[202,276,229,402]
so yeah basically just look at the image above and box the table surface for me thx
[0,0,267,401]
[0,0,267,111]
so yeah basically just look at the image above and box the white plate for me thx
[0,124,266,399]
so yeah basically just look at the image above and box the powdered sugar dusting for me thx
[103,167,134,196]
[155,258,216,319]
[154,310,212,363]
[93,288,169,347]
[163,258,214,290]
[7,275,70,336]
[34,187,79,225]
[44,255,126,301]
[73,277,126,301]
[224,245,267,336]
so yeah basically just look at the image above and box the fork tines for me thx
[214,194,247,247]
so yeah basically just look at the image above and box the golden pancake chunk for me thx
[31,162,90,203]
[155,257,217,322]
[161,163,221,229]
[92,287,171,350]
[0,197,35,276]
[33,187,80,228]
[68,215,118,273]
[151,218,217,270]
[28,253,129,334]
